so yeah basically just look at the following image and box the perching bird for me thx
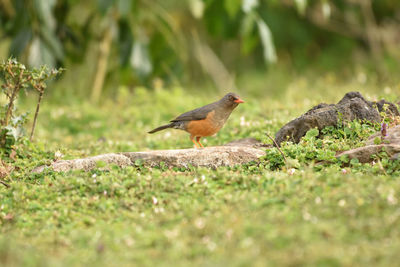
[148,92,244,148]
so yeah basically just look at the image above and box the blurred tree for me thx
[0,0,399,99]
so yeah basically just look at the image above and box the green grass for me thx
[1,71,400,266]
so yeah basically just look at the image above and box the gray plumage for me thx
[148,92,242,134]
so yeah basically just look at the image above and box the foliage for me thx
[0,58,62,152]
[263,120,381,170]
[0,69,399,265]
[1,0,399,98]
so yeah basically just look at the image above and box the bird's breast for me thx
[185,110,225,137]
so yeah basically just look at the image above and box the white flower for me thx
[54,150,63,159]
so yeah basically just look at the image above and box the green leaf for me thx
[40,26,64,61]
[9,28,32,57]
[34,0,57,30]
[305,128,319,139]
[294,0,307,16]
[241,34,258,55]
[117,0,132,18]
[28,37,55,67]
[374,137,382,145]
[240,12,256,37]
[242,0,259,13]
[96,161,107,168]
[118,19,134,66]
[224,0,241,18]
[256,18,277,64]
[98,0,115,15]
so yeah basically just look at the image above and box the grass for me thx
[1,70,400,266]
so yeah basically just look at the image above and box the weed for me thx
[0,58,62,153]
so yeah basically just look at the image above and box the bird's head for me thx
[220,92,245,109]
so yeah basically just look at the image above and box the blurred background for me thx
[0,0,399,150]
[1,0,399,99]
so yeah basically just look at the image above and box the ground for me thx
[1,71,400,266]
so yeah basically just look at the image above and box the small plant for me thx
[0,58,63,152]
[264,120,380,171]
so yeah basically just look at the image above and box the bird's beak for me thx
[234,98,245,103]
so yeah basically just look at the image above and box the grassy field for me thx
[1,71,400,266]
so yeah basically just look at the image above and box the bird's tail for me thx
[148,123,174,134]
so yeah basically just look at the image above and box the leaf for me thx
[40,26,64,60]
[96,161,107,168]
[242,0,259,14]
[374,137,382,145]
[224,0,241,18]
[130,41,153,77]
[294,0,307,16]
[189,0,205,19]
[305,128,319,139]
[34,0,57,30]
[241,34,258,55]
[118,19,134,66]
[256,18,277,64]
[4,126,18,140]
[322,1,331,20]
[28,37,55,67]
[240,13,258,54]
[117,0,132,18]
[9,28,32,57]
[240,12,256,37]
[97,0,115,15]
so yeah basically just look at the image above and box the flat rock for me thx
[336,125,400,163]
[32,141,265,173]
[275,91,399,145]
[336,144,400,163]
[365,125,400,146]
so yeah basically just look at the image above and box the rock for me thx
[336,125,400,163]
[224,138,268,148]
[365,125,400,146]
[32,140,266,173]
[275,91,399,145]
[336,144,400,163]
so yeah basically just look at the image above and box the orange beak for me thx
[234,98,245,103]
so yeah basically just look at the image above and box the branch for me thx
[30,90,44,141]
[265,132,286,162]
[0,180,10,188]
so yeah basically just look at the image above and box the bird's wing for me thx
[171,103,216,122]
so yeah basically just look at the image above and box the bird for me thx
[148,92,245,148]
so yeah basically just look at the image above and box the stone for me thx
[336,125,400,163]
[32,140,266,173]
[275,91,399,145]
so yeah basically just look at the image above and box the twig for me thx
[30,90,43,141]
[265,132,286,162]
[0,180,10,188]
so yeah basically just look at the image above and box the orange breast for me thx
[186,111,222,137]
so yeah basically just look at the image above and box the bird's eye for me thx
[229,96,234,101]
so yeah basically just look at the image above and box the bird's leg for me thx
[196,136,204,148]
[190,135,199,148]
